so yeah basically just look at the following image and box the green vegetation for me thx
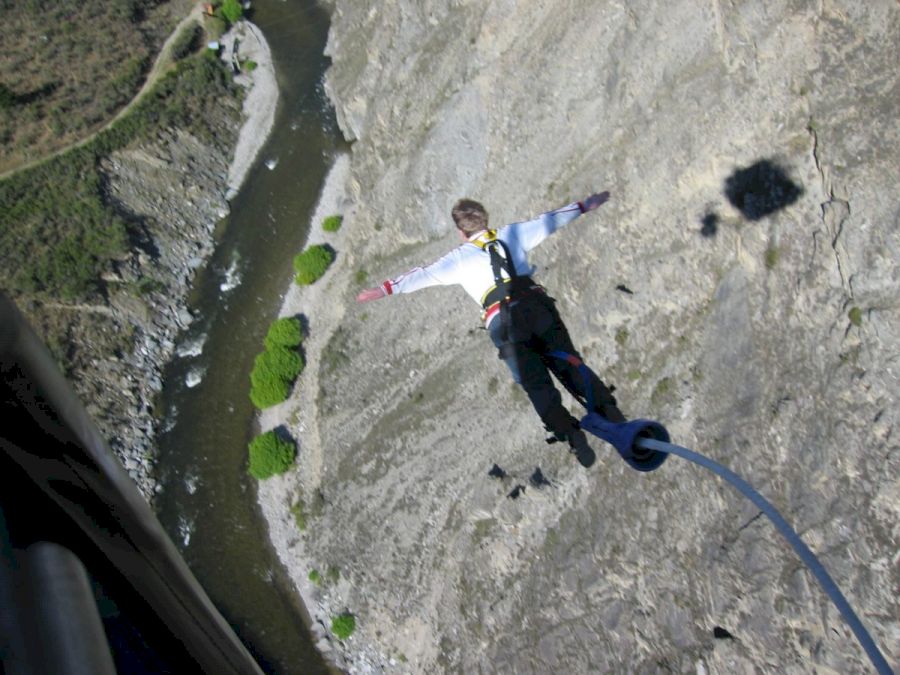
[354,269,368,285]
[326,565,340,584]
[172,24,203,61]
[331,613,356,641]
[242,60,258,72]
[257,346,304,380]
[248,430,296,480]
[249,371,290,409]
[764,245,780,269]
[249,346,304,409]
[1,3,160,170]
[204,14,228,39]
[322,214,343,232]
[308,569,322,585]
[650,376,673,406]
[0,84,15,110]
[291,500,307,531]
[615,327,629,347]
[264,316,304,350]
[250,316,306,409]
[293,244,335,285]
[848,306,863,327]
[220,0,244,24]
[0,50,240,301]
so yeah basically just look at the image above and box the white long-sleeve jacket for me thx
[380,201,587,327]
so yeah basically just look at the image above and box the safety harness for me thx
[471,230,543,327]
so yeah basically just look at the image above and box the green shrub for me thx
[255,346,304,381]
[242,60,257,72]
[248,430,296,480]
[331,613,356,641]
[322,214,343,232]
[308,569,321,585]
[248,345,303,409]
[293,245,334,285]
[249,370,290,409]
[848,306,863,327]
[264,317,303,350]
[221,0,243,24]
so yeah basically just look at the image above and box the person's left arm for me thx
[511,191,610,251]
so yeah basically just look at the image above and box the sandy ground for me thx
[220,21,279,199]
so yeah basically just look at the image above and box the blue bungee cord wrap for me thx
[548,351,894,674]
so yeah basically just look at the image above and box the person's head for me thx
[451,198,489,237]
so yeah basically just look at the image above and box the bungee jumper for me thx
[356,193,895,673]
[356,191,623,467]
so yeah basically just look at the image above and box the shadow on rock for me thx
[724,159,802,221]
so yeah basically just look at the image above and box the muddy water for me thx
[155,2,344,672]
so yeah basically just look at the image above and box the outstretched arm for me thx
[356,250,462,304]
[356,287,387,303]
[513,191,612,252]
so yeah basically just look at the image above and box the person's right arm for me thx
[356,250,461,303]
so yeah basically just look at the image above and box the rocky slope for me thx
[18,22,276,501]
[261,1,898,672]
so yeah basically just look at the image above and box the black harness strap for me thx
[486,238,515,284]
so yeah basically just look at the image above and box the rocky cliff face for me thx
[94,122,237,497]
[265,1,898,672]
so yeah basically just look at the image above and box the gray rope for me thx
[635,436,894,675]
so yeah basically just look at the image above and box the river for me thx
[155,2,344,672]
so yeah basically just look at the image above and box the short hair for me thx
[451,198,489,236]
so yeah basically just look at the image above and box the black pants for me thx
[488,292,622,437]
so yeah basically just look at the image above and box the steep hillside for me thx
[262,1,899,672]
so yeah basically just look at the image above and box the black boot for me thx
[566,426,596,468]
[542,408,596,468]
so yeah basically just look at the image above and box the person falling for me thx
[357,192,625,467]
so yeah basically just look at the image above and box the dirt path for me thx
[0,3,205,181]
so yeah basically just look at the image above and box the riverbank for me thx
[95,19,280,501]
[255,153,356,666]
[222,21,279,199]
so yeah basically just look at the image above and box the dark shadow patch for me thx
[529,467,553,489]
[293,313,311,341]
[487,463,507,479]
[713,626,735,640]
[700,212,719,237]
[14,81,60,106]
[507,484,525,500]
[615,284,634,295]
[724,160,802,221]
[271,424,294,444]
